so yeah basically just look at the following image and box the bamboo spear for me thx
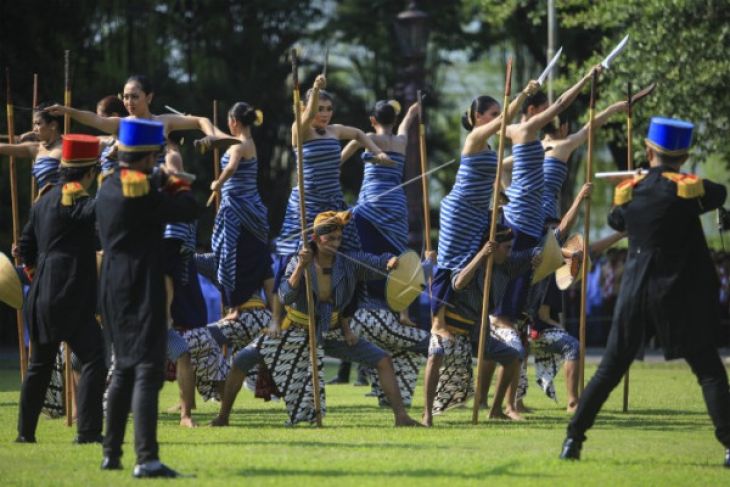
[5,68,28,381]
[472,58,513,424]
[212,99,221,210]
[578,70,598,393]
[416,91,431,254]
[291,48,323,426]
[30,73,38,200]
[63,50,74,427]
[622,81,633,412]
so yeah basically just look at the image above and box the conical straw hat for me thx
[386,250,425,312]
[0,253,23,310]
[532,230,563,284]
[555,233,591,290]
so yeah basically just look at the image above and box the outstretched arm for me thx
[158,114,226,137]
[563,101,628,153]
[0,142,38,160]
[397,102,419,136]
[340,139,362,163]
[331,125,393,165]
[45,105,121,134]
[526,65,600,131]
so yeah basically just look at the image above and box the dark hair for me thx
[543,115,563,136]
[60,164,98,183]
[654,150,689,166]
[97,95,127,117]
[34,102,63,128]
[125,74,153,94]
[372,100,398,126]
[166,131,185,147]
[118,150,156,164]
[228,102,257,127]
[461,96,499,131]
[304,88,333,105]
[522,91,548,115]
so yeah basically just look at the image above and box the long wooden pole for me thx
[622,81,633,412]
[472,58,512,424]
[416,91,431,253]
[212,99,221,211]
[578,70,598,393]
[30,73,38,200]
[291,49,322,426]
[5,69,28,381]
[63,50,74,427]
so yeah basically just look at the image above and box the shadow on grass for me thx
[235,461,551,479]
[165,439,440,450]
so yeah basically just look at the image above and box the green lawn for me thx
[0,358,727,486]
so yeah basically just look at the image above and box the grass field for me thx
[0,357,728,486]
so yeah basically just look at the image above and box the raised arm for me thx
[292,75,327,145]
[453,241,494,290]
[563,101,628,153]
[396,102,419,136]
[525,66,600,131]
[45,105,120,134]
[0,142,39,160]
[558,182,593,237]
[589,231,626,258]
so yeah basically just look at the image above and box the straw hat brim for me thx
[0,253,23,310]
[532,231,564,284]
[385,250,426,312]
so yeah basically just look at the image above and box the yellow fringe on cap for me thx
[662,172,705,199]
[120,169,150,198]
[613,174,646,205]
[61,182,88,206]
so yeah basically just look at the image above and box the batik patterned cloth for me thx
[430,334,474,414]
[181,327,230,402]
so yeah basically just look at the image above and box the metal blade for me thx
[537,46,563,85]
[601,34,629,70]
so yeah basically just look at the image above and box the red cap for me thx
[61,134,100,167]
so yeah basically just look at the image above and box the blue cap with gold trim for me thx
[118,118,165,153]
[645,117,693,156]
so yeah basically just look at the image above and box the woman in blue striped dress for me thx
[0,103,63,191]
[94,95,128,178]
[207,102,277,323]
[273,75,395,287]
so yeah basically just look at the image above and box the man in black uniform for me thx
[559,117,730,468]
[97,118,199,478]
[16,134,106,444]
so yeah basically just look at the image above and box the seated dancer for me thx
[273,74,393,288]
[16,134,106,444]
[560,117,730,467]
[492,64,602,413]
[97,118,199,477]
[423,226,539,426]
[211,211,421,427]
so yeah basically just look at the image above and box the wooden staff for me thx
[30,73,38,200]
[622,81,633,412]
[212,99,221,210]
[63,50,74,427]
[578,70,598,393]
[416,91,431,253]
[5,68,28,381]
[472,58,512,424]
[291,49,322,426]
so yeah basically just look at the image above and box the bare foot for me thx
[504,408,525,421]
[179,416,197,428]
[395,415,424,427]
[515,401,533,414]
[421,413,433,427]
[488,410,510,421]
[566,401,578,414]
[209,415,229,427]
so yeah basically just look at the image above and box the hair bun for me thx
[387,100,402,115]
[254,109,264,127]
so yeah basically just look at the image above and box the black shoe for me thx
[559,437,582,460]
[74,434,103,444]
[101,456,122,470]
[326,377,349,385]
[14,435,36,444]
[133,463,180,478]
[724,449,729,468]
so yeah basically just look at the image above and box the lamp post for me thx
[395,1,429,251]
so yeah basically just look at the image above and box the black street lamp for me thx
[395,1,430,252]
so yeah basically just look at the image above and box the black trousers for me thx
[567,318,730,449]
[17,319,106,439]
[103,359,164,464]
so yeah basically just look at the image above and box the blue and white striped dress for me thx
[275,138,360,256]
[504,140,545,238]
[211,152,269,293]
[352,151,408,253]
[437,149,497,271]
[542,155,568,221]
[158,147,197,250]
[32,156,60,189]
[99,141,117,175]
